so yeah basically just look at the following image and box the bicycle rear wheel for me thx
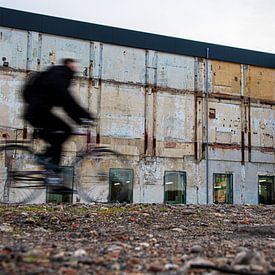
[75,147,125,202]
[0,145,45,203]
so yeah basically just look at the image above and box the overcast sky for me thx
[0,0,274,53]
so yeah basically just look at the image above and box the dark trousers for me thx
[26,112,72,166]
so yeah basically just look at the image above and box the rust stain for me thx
[199,91,275,105]
[248,97,252,162]
[240,94,245,165]
[207,143,275,153]
[152,86,157,156]
[87,78,93,113]
[144,84,149,155]
[96,78,102,145]
[194,91,198,161]
[209,143,241,150]
[164,142,177,149]
[241,131,245,165]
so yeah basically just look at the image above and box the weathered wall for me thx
[0,27,274,204]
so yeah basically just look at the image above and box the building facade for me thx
[0,8,274,204]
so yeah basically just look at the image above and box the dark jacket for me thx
[23,65,91,124]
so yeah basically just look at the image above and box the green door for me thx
[164,171,186,204]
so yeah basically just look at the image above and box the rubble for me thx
[0,204,274,274]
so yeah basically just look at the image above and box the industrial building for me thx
[0,7,274,204]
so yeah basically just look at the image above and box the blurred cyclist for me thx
[22,58,95,184]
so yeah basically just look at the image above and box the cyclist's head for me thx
[62,58,79,73]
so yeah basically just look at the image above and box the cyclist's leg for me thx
[38,113,72,166]
[27,112,72,168]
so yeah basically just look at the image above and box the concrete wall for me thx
[0,27,274,204]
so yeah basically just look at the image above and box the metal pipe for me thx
[205,48,210,204]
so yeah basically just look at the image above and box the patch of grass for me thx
[97,206,126,214]
[19,205,56,213]
[159,207,170,212]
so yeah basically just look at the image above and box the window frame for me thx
[258,175,275,205]
[213,173,233,204]
[108,168,134,203]
[163,170,187,204]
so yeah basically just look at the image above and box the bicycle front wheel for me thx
[75,147,125,203]
[0,145,45,204]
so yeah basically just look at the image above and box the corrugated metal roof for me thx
[1,7,275,68]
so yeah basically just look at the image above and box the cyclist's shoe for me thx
[35,154,60,171]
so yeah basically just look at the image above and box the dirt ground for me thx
[0,204,274,274]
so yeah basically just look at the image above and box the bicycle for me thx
[0,124,124,204]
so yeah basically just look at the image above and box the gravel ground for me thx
[0,204,275,274]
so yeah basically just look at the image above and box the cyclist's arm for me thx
[55,76,92,124]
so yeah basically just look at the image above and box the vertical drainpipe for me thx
[144,50,149,155]
[205,48,210,204]
[96,43,103,145]
[24,31,32,140]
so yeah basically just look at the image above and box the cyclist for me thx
[22,58,96,184]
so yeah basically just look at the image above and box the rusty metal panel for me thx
[26,31,41,71]
[249,66,275,101]
[156,92,194,142]
[0,69,25,128]
[100,83,145,155]
[208,101,241,144]
[251,105,275,148]
[212,60,241,95]
[157,53,195,90]
[102,44,145,84]
[0,27,28,70]
[40,34,90,76]
[155,92,194,157]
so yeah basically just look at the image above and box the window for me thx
[46,166,74,203]
[259,176,275,205]
[109,169,133,203]
[164,171,186,204]
[213,174,233,204]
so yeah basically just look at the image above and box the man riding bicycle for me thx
[22,58,96,184]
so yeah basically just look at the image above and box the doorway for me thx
[258,176,275,204]
[213,173,233,204]
[164,171,186,204]
[109,169,133,203]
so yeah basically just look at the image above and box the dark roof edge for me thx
[1,7,275,68]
